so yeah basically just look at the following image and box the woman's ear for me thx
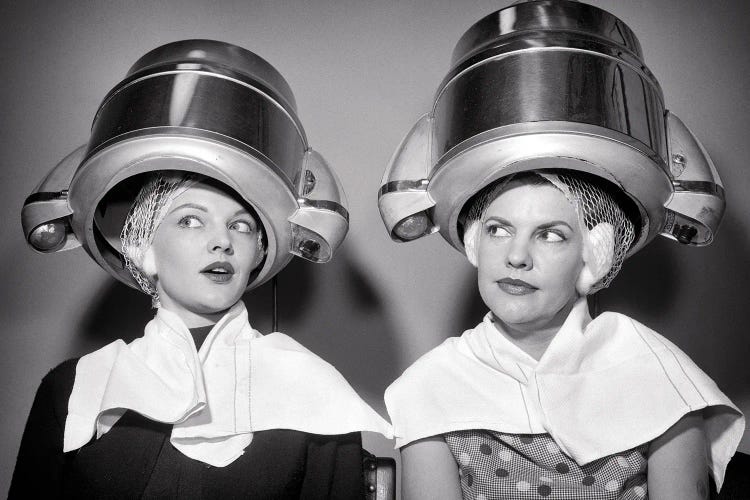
[464,221,480,268]
[576,222,615,295]
[140,246,158,280]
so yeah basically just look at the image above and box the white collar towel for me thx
[385,298,744,489]
[65,301,393,466]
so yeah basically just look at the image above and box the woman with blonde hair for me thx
[13,40,391,498]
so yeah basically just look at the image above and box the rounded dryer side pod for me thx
[378,0,723,256]
[22,40,348,291]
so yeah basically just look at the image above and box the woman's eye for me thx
[229,220,255,234]
[485,223,511,238]
[539,230,565,242]
[178,215,203,228]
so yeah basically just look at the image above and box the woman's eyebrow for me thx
[537,221,573,230]
[232,208,253,218]
[170,203,207,213]
[484,216,512,225]
[484,217,573,230]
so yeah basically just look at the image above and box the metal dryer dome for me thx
[378,0,724,256]
[22,39,349,291]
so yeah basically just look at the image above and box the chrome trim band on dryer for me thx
[378,179,430,197]
[672,180,725,198]
[297,198,350,221]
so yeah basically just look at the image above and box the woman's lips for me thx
[496,277,537,296]
[200,262,235,283]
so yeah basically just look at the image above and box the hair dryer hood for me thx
[378,0,724,255]
[22,40,349,291]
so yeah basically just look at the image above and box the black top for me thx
[190,325,213,350]
[10,358,365,499]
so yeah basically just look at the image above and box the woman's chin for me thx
[490,299,578,333]
[193,299,240,317]
[159,295,242,325]
[493,312,542,330]
[484,295,538,324]
[486,296,557,328]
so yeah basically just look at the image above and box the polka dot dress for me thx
[444,430,648,499]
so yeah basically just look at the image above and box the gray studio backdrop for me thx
[1,0,748,495]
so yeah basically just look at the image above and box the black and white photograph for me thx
[1,1,749,498]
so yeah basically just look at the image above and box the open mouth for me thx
[200,262,235,283]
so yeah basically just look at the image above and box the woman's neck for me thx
[158,302,234,329]
[492,298,579,361]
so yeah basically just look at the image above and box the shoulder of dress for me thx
[589,311,664,339]
[585,311,709,377]
[587,312,697,364]
[41,357,80,390]
[36,357,80,419]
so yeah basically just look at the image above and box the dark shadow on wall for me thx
[267,250,401,414]
[595,235,680,320]
[75,281,153,355]
[455,269,486,334]
[73,247,400,414]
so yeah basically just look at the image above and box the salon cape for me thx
[385,298,744,489]
[64,301,393,467]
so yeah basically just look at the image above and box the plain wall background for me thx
[1,0,749,495]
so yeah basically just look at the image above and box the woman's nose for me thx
[208,227,234,255]
[506,238,532,270]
